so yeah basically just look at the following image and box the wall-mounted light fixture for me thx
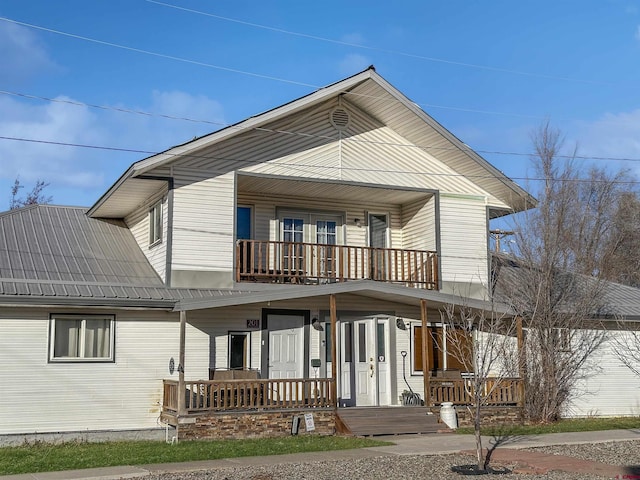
[354,218,362,228]
[396,317,406,330]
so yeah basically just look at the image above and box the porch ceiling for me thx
[237,173,433,205]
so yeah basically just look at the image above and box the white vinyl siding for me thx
[125,188,167,281]
[439,194,488,287]
[401,196,436,251]
[566,330,640,417]
[0,309,207,435]
[171,171,235,273]
[237,192,404,249]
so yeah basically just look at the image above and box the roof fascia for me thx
[87,164,137,217]
[175,280,505,313]
[367,71,537,211]
[132,69,376,178]
[0,296,177,309]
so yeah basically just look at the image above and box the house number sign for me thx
[246,319,260,329]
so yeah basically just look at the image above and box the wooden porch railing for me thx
[236,240,438,289]
[429,377,523,406]
[163,378,335,413]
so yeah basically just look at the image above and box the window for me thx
[412,324,442,374]
[412,324,472,374]
[50,315,115,362]
[229,332,250,369]
[149,201,162,246]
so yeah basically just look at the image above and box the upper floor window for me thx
[49,314,115,362]
[149,201,162,246]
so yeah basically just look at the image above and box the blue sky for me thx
[1,0,640,210]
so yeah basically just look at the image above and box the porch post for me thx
[421,299,430,407]
[178,310,186,416]
[516,316,525,408]
[330,294,338,408]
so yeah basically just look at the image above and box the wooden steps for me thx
[336,406,442,436]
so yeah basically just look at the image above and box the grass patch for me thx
[0,436,390,475]
[456,416,640,436]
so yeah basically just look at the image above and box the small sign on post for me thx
[304,413,315,432]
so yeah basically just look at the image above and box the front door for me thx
[267,314,304,379]
[338,317,391,407]
[354,319,376,406]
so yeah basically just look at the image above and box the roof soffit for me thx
[90,68,534,217]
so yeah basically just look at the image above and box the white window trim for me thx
[149,201,163,247]
[49,314,115,363]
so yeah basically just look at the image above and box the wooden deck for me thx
[236,239,438,289]
[429,377,523,406]
[336,406,441,436]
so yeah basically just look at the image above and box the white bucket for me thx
[440,402,458,429]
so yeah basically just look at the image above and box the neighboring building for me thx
[1,67,637,441]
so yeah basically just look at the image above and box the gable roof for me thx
[89,67,536,219]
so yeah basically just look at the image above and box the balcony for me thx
[236,240,438,289]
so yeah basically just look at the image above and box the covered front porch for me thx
[162,283,525,438]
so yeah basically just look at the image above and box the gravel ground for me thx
[136,441,640,480]
[528,439,640,466]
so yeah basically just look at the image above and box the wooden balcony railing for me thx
[163,378,335,413]
[429,377,523,406]
[236,240,438,289]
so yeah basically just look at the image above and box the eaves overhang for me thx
[175,280,511,314]
[0,295,177,310]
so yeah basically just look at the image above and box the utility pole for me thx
[489,229,514,253]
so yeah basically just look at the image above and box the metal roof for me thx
[0,205,164,285]
[492,254,640,320]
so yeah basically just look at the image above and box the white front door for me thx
[268,314,304,379]
[338,317,392,407]
[354,319,376,406]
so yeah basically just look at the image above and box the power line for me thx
[2,135,640,185]
[145,0,613,87]
[0,17,590,122]
[2,89,640,164]
[0,16,317,88]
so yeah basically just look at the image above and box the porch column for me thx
[421,299,430,407]
[330,294,338,408]
[178,310,186,416]
[516,316,525,408]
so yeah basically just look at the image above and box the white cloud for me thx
[338,53,371,76]
[574,109,640,163]
[0,91,226,206]
[0,22,57,85]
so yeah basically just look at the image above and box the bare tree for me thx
[440,302,519,472]
[9,177,52,209]
[611,321,640,379]
[601,192,640,288]
[496,122,609,423]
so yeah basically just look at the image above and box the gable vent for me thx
[330,107,350,131]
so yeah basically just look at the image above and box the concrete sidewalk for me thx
[2,429,639,480]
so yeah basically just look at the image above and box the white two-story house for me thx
[0,68,539,441]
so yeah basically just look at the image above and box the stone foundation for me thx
[430,405,524,428]
[176,409,335,440]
